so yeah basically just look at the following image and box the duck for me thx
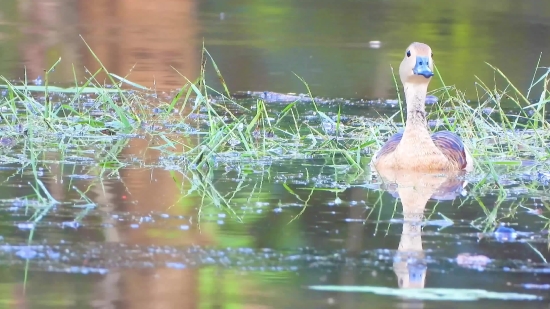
[371,42,473,172]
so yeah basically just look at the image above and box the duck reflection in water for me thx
[378,169,467,289]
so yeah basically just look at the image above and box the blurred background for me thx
[4,0,550,99]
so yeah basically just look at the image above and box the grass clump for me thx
[2,38,550,240]
[156,49,550,235]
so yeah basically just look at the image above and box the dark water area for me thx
[0,0,548,308]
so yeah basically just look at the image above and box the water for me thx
[0,0,549,308]
[3,0,550,98]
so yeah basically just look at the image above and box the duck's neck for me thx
[403,82,429,129]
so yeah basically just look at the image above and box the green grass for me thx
[170,59,548,235]
[1,39,549,244]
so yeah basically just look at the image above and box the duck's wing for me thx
[431,131,470,170]
[372,132,403,162]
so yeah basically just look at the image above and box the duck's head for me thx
[399,42,434,84]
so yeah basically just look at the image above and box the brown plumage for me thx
[371,42,473,172]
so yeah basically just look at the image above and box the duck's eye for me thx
[406,50,411,57]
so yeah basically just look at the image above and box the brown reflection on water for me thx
[76,0,205,303]
[79,0,200,90]
[89,169,211,306]
[90,134,212,308]
[17,0,200,90]
[81,3,205,304]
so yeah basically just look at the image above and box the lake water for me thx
[0,0,548,308]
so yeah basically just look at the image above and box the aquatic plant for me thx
[156,47,550,235]
[1,39,550,242]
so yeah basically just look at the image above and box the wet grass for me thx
[1,39,550,242]
[169,54,550,224]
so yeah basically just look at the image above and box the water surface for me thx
[2,0,550,98]
[0,0,549,308]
